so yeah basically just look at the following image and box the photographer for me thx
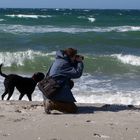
[43,48,84,114]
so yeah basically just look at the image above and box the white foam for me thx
[1,24,140,34]
[6,14,52,19]
[1,73,140,105]
[0,50,56,67]
[77,16,86,19]
[88,17,96,22]
[71,74,140,105]
[94,26,140,32]
[111,54,140,66]
[0,19,5,22]
[118,13,123,15]
[1,83,140,105]
[78,16,96,23]
[84,10,90,12]
[75,92,140,105]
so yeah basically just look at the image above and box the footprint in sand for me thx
[0,115,5,118]
[13,118,26,122]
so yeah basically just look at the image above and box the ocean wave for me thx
[118,13,123,16]
[0,24,140,34]
[111,54,140,66]
[88,17,96,22]
[0,19,5,22]
[81,54,140,75]
[75,92,140,105]
[1,73,140,105]
[83,9,90,12]
[72,74,140,105]
[0,50,55,67]
[1,87,140,105]
[78,16,96,23]
[4,89,140,105]
[77,16,86,19]
[1,50,139,70]
[5,14,52,19]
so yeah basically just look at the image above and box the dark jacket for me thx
[48,50,84,102]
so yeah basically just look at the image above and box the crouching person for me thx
[44,48,84,114]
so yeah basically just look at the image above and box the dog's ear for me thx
[32,72,45,82]
[0,63,3,67]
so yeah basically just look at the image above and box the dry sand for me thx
[0,100,140,140]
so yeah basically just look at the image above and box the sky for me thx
[0,0,140,9]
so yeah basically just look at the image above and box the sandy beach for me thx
[0,101,140,140]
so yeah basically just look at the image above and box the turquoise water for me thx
[0,8,140,104]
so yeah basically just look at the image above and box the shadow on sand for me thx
[78,104,140,114]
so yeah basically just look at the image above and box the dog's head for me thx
[32,72,45,83]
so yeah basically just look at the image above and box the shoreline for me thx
[0,100,140,140]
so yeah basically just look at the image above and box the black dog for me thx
[0,64,44,101]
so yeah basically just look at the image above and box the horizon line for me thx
[0,7,140,10]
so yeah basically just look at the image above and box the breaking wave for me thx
[0,50,55,67]
[1,73,140,105]
[0,19,5,22]
[78,16,96,22]
[5,14,52,19]
[88,17,96,23]
[0,24,140,34]
[112,54,140,66]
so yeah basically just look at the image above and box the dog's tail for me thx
[0,64,7,78]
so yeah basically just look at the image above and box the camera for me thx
[75,55,84,60]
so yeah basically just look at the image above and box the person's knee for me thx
[52,101,78,114]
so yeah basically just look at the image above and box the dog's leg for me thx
[1,90,8,100]
[26,94,32,101]
[19,94,25,100]
[7,87,14,100]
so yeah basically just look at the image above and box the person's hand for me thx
[75,57,82,62]
[75,55,84,62]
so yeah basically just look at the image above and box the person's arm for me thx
[61,61,84,79]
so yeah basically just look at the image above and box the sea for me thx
[0,8,140,105]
